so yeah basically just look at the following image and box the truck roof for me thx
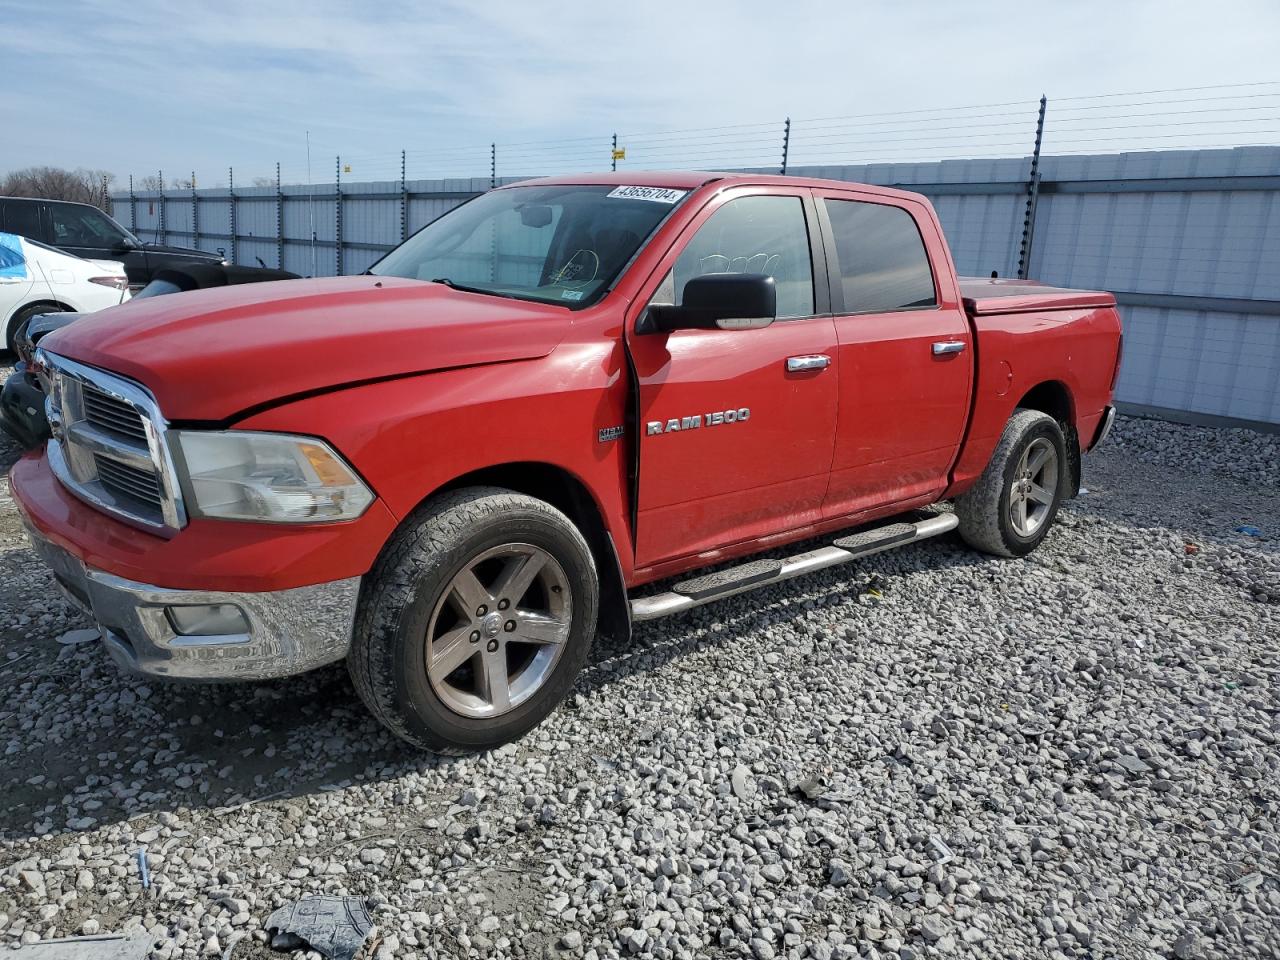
[512,171,932,204]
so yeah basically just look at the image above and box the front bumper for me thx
[23,518,360,680]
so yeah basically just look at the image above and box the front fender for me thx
[234,336,636,576]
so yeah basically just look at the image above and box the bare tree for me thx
[252,176,276,187]
[2,166,116,210]
[135,174,164,191]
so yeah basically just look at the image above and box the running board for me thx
[630,513,959,622]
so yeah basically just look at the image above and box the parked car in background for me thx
[1,261,297,447]
[12,172,1121,754]
[1,231,128,353]
[0,196,224,290]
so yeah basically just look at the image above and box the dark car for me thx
[0,196,225,289]
[1,262,298,448]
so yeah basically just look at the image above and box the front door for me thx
[814,191,972,518]
[626,188,839,569]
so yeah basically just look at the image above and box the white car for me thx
[1,231,130,353]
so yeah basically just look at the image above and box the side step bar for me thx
[630,513,959,622]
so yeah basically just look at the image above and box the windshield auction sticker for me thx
[606,186,688,204]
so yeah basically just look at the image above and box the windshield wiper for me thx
[428,277,518,299]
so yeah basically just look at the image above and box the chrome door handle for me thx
[786,354,831,372]
[932,340,967,356]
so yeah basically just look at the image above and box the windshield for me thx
[369,184,689,307]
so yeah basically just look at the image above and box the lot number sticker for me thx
[607,185,687,204]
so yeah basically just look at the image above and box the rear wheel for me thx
[956,408,1066,558]
[349,487,598,753]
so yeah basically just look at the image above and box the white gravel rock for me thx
[0,396,1277,959]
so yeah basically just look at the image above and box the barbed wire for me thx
[123,82,1280,191]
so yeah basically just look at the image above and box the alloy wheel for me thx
[425,543,572,718]
[1008,437,1059,538]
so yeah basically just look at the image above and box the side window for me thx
[671,195,814,318]
[47,205,123,247]
[3,201,45,242]
[823,199,937,313]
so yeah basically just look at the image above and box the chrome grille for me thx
[39,350,186,535]
[82,383,148,443]
[94,454,164,507]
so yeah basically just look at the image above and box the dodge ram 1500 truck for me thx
[10,173,1122,753]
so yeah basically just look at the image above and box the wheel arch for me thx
[1013,380,1080,498]
[420,461,631,645]
[5,299,76,348]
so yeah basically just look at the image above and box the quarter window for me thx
[670,195,815,319]
[823,199,936,313]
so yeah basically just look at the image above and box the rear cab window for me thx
[821,197,938,314]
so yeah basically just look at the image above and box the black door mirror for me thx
[644,273,777,333]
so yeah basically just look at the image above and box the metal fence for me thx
[111,141,1280,432]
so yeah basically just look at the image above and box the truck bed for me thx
[959,277,1116,316]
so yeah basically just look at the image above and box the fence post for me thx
[490,143,496,189]
[101,175,111,214]
[128,175,136,232]
[780,117,791,175]
[335,156,343,277]
[275,162,284,270]
[1016,95,1047,279]
[157,170,165,245]
[612,133,618,172]
[400,149,408,243]
[191,171,200,252]
[228,167,237,265]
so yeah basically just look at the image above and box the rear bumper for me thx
[1087,405,1117,452]
[23,516,359,680]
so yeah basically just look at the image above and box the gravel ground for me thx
[1,363,1277,960]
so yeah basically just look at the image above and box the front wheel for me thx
[955,408,1067,558]
[349,487,598,753]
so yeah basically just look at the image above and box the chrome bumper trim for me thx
[23,521,360,680]
[1090,405,1117,451]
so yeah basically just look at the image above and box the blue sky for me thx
[3,0,1279,188]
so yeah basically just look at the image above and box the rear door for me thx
[626,187,839,568]
[814,191,972,518]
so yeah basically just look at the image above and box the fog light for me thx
[166,603,250,637]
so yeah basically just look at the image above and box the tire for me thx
[955,408,1067,558]
[349,486,599,753]
[6,303,63,355]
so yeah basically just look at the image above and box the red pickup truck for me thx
[11,173,1121,753]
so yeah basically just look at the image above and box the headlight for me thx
[174,431,373,523]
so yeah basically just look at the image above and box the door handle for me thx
[786,354,831,372]
[932,340,967,356]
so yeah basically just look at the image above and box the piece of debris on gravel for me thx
[2,370,1277,959]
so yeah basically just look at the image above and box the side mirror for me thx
[644,273,776,333]
[519,204,554,228]
[112,238,134,253]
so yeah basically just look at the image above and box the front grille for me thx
[40,350,186,535]
[94,454,164,508]
[82,383,148,443]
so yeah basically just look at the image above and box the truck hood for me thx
[41,275,571,421]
